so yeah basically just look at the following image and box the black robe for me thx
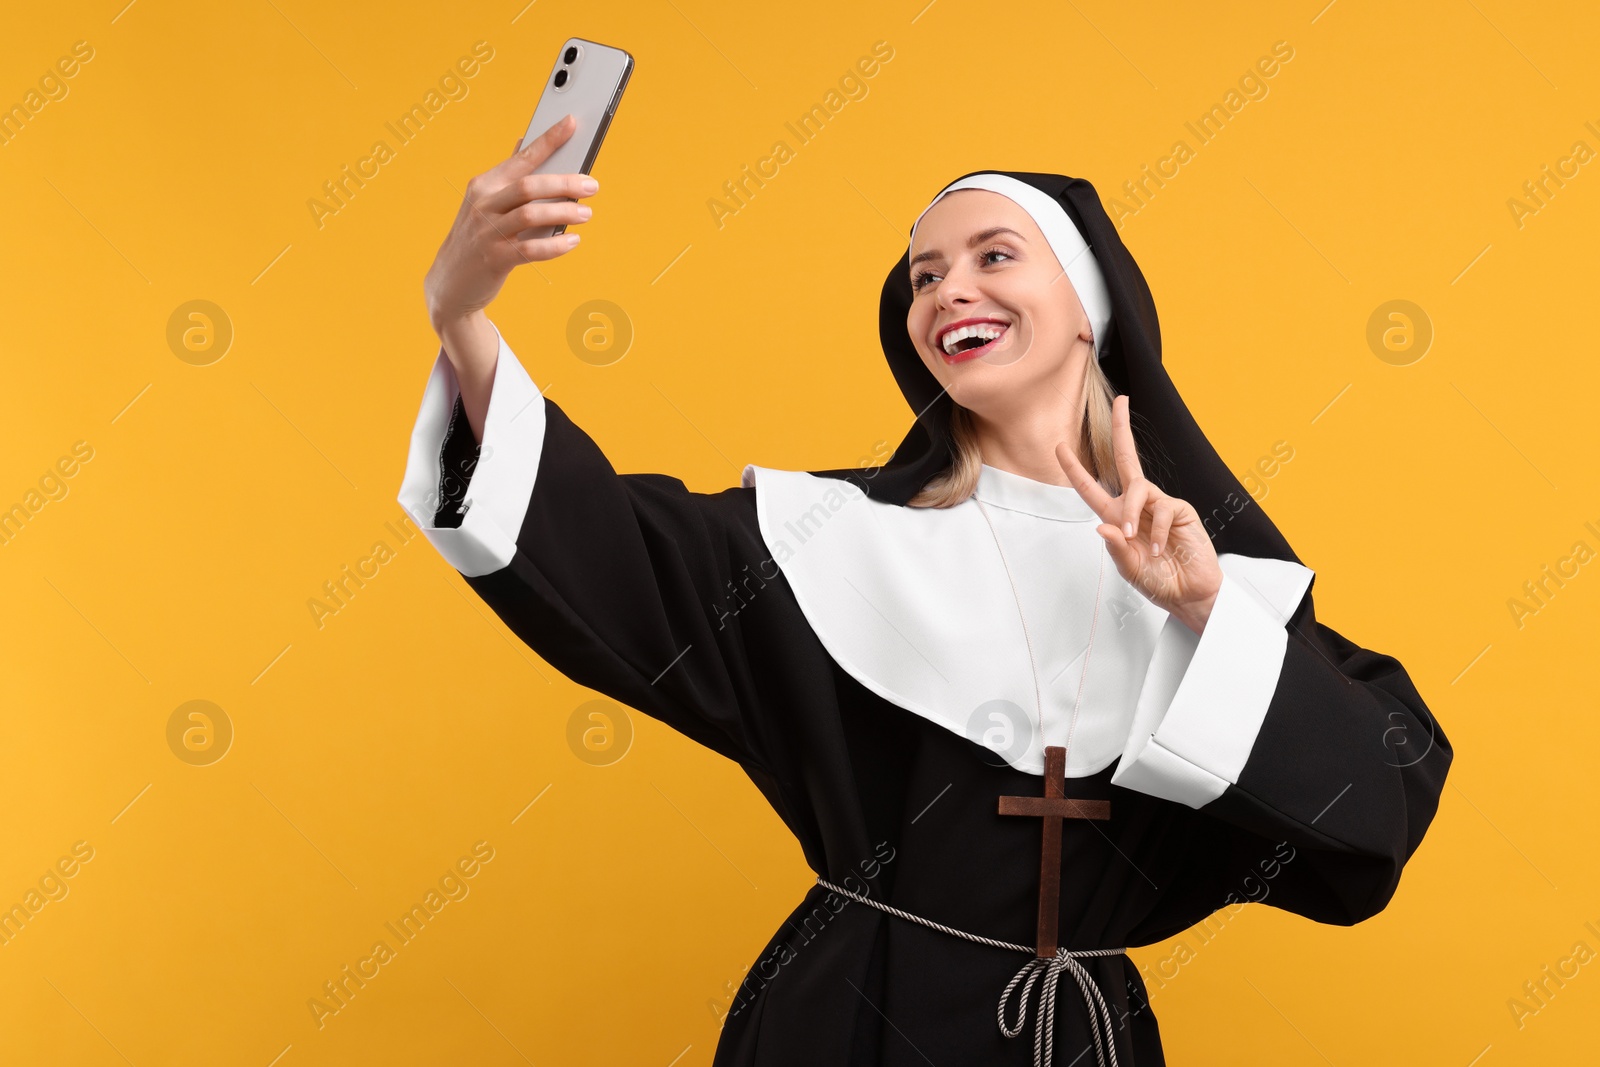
[429,392,1453,1067]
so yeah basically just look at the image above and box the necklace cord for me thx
[973,496,1107,771]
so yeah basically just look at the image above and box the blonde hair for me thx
[907,350,1126,508]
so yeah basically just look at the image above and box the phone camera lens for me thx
[563,46,578,64]
[553,69,568,88]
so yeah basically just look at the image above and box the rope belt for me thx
[815,877,1126,1067]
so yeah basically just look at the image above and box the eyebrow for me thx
[910,226,1029,269]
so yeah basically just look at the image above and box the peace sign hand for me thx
[1054,395,1223,635]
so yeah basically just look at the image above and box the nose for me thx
[936,259,982,309]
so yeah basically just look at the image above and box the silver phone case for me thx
[517,37,634,238]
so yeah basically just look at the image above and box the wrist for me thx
[433,310,498,384]
[1171,586,1219,637]
[429,304,486,342]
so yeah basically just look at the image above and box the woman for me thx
[398,115,1452,1066]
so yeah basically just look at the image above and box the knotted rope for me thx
[815,876,1125,1067]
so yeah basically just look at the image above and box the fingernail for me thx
[1124,522,1133,537]
[1152,542,1161,557]
[566,232,580,245]
[576,205,593,220]
[580,177,599,194]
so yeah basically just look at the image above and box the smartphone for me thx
[516,37,634,239]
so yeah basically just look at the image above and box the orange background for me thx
[2,1,1596,1063]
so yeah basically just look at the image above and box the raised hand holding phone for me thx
[423,37,633,442]
[422,114,598,443]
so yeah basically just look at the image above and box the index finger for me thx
[1054,440,1116,521]
[1111,394,1145,487]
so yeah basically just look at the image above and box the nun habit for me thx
[396,169,1452,1066]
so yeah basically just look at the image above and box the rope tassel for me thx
[816,877,1126,1067]
[998,951,1124,1067]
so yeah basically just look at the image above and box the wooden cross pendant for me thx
[997,745,1112,958]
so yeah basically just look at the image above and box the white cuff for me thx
[395,320,547,577]
[1110,553,1313,808]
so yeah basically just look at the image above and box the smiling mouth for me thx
[939,323,1010,363]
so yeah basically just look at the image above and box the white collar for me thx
[739,463,1313,778]
[972,463,1100,523]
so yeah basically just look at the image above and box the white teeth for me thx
[940,322,1007,355]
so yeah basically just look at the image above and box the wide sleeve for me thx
[395,319,771,771]
[1110,553,1452,925]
